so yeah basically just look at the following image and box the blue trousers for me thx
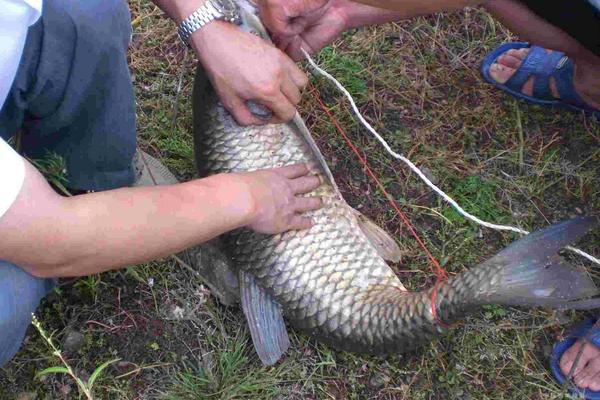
[0,0,135,367]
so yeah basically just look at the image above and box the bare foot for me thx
[488,47,600,110]
[560,339,600,391]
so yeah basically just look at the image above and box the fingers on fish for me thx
[261,92,297,123]
[281,78,302,105]
[288,59,309,89]
[291,175,322,194]
[294,196,323,213]
[279,163,310,178]
[289,215,314,231]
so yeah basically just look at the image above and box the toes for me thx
[506,48,529,60]
[496,53,523,70]
[489,48,537,96]
[560,340,593,377]
[588,371,600,392]
[492,47,561,99]
[560,339,600,391]
[574,363,596,389]
[489,63,516,84]
[490,48,528,85]
[575,358,600,389]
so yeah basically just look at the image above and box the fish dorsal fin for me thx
[354,211,403,263]
[292,114,341,191]
[239,270,290,366]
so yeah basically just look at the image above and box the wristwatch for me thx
[177,0,242,46]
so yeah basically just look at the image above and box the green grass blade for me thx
[87,358,121,389]
[36,366,70,379]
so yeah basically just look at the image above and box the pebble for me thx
[62,331,85,353]
[420,166,439,185]
[369,371,391,388]
[554,310,572,325]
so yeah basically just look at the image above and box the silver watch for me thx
[177,0,242,46]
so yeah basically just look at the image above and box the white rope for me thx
[301,48,600,266]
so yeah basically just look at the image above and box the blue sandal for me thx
[550,318,600,399]
[481,42,599,119]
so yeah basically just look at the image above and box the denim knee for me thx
[54,0,132,51]
[0,261,56,367]
[9,0,138,191]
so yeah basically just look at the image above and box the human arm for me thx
[150,0,307,125]
[260,0,407,60]
[0,159,321,278]
[348,0,479,12]
[259,0,479,60]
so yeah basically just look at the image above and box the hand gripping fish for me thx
[191,0,600,365]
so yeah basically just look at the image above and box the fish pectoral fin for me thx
[355,211,403,263]
[239,270,290,366]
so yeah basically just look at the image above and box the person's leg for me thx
[0,0,137,192]
[0,261,56,367]
[481,0,600,391]
[484,0,600,110]
[344,0,600,110]
[486,0,599,58]
[516,0,600,58]
[0,0,137,366]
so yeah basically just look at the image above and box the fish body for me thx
[194,82,411,354]
[192,0,599,360]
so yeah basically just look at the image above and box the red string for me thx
[307,83,449,327]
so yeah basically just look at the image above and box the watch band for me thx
[177,0,240,46]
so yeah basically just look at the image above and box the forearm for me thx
[348,0,480,13]
[340,0,481,28]
[150,0,236,41]
[0,164,254,277]
[339,1,408,28]
[150,0,204,23]
[50,176,253,277]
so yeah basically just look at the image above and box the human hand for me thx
[258,0,331,39]
[258,0,350,61]
[239,163,323,234]
[189,21,308,126]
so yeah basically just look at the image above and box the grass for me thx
[1,1,600,399]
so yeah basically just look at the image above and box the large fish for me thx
[191,0,600,365]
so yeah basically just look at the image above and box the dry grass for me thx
[1,2,599,399]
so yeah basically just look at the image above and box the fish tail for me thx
[464,217,600,310]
